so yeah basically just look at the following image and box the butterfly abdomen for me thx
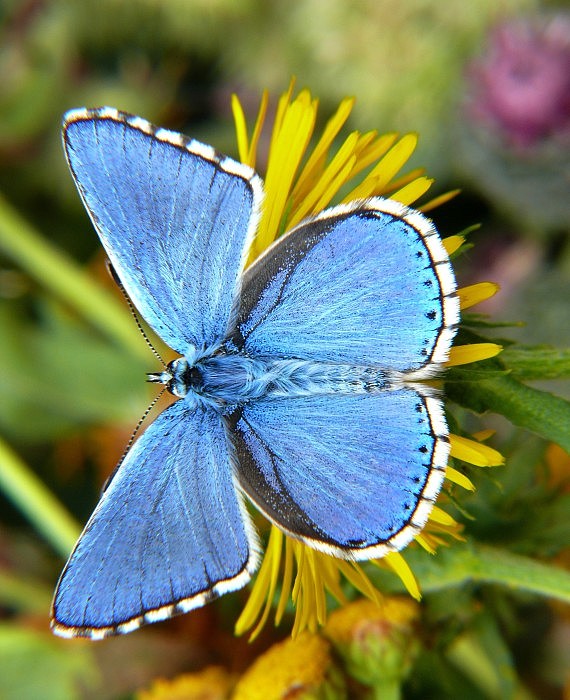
[185,354,391,404]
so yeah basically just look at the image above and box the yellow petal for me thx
[458,282,500,310]
[428,505,457,526]
[450,434,504,467]
[420,189,461,213]
[382,552,421,600]
[343,174,381,202]
[291,547,322,637]
[343,133,417,201]
[247,90,269,169]
[373,133,418,190]
[447,343,502,366]
[382,167,426,193]
[347,131,399,179]
[471,429,495,441]
[271,77,297,143]
[336,560,383,606]
[390,176,434,206]
[275,536,296,624]
[413,533,437,554]
[289,132,359,227]
[311,156,357,217]
[291,541,306,604]
[231,94,249,165]
[445,466,476,491]
[443,235,464,255]
[316,554,348,606]
[235,526,283,638]
[253,92,318,257]
[292,96,355,202]
[232,91,269,168]
[305,549,327,624]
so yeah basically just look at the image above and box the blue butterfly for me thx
[51,107,459,639]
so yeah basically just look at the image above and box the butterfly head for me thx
[147,358,200,398]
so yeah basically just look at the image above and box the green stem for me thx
[374,540,570,603]
[446,633,535,700]
[0,571,53,613]
[0,192,146,358]
[0,437,81,559]
[370,681,401,700]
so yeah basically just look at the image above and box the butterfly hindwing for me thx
[51,401,258,639]
[234,198,459,372]
[63,107,263,355]
[232,388,449,559]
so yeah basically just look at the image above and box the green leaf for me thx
[448,328,570,449]
[413,650,485,700]
[460,313,524,330]
[446,367,570,452]
[455,434,570,558]
[455,223,482,238]
[500,345,570,380]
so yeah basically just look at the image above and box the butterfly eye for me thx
[162,358,205,398]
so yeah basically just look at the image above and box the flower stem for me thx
[0,437,81,559]
[375,540,570,603]
[0,193,146,358]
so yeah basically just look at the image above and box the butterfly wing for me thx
[63,107,263,355]
[231,389,448,559]
[51,401,259,638]
[230,199,459,557]
[233,198,459,372]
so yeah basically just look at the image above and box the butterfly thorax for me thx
[150,353,392,406]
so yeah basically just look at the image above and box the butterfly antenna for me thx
[101,385,168,493]
[106,261,167,369]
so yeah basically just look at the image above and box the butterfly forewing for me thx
[63,107,263,355]
[235,199,459,372]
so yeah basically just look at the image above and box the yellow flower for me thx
[232,633,344,700]
[136,666,234,700]
[231,80,504,640]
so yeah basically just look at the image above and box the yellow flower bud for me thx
[233,633,345,700]
[325,598,420,691]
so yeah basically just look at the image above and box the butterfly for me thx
[51,107,459,639]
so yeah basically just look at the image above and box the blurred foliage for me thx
[0,298,148,440]
[453,12,570,233]
[1,0,569,698]
[0,624,98,700]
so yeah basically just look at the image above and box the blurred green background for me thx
[1,0,569,698]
